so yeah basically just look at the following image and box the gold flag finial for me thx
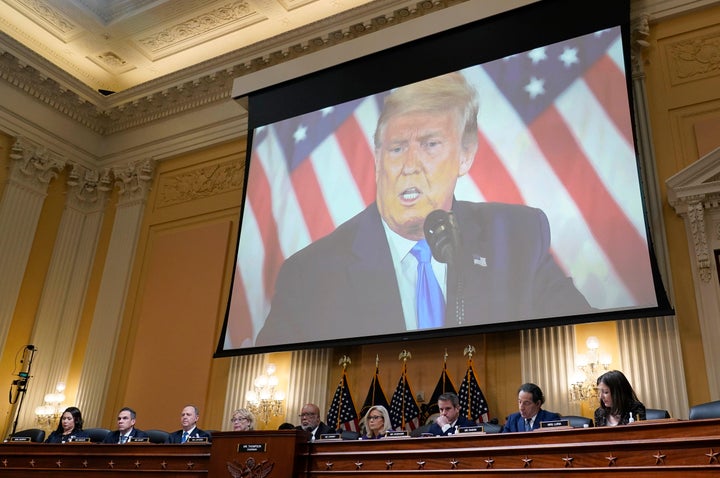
[339,355,351,370]
[375,354,379,368]
[464,345,475,359]
[444,348,448,362]
[399,349,412,362]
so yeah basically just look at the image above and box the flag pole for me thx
[398,349,411,430]
[464,344,475,420]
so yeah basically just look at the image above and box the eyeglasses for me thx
[298,413,317,418]
[367,415,383,420]
[231,417,249,423]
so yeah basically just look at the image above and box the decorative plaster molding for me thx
[631,14,651,76]
[687,198,712,282]
[15,0,78,39]
[156,157,244,207]
[666,31,720,84]
[8,137,64,190]
[66,163,113,210]
[113,159,155,205]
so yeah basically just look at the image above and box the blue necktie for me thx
[410,240,445,328]
[525,418,532,431]
[181,431,189,443]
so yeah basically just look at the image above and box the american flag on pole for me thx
[389,360,421,432]
[458,358,490,423]
[422,358,457,423]
[225,25,655,349]
[326,370,359,432]
[359,361,390,420]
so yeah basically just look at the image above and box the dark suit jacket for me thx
[594,400,646,426]
[297,422,336,441]
[166,427,212,443]
[501,409,561,433]
[427,415,476,436]
[45,429,90,443]
[101,427,150,444]
[256,200,591,346]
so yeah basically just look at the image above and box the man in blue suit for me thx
[427,392,476,436]
[501,383,560,432]
[256,72,590,347]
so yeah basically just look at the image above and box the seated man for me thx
[427,392,475,436]
[102,407,150,443]
[501,383,560,432]
[297,403,334,441]
[166,405,212,443]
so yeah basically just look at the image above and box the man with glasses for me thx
[427,392,475,436]
[297,403,334,441]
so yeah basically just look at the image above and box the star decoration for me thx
[417,460,426,469]
[2,458,8,467]
[186,461,195,469]
[29,459,36,467]
[528,47,547,64]
[606,454,617,466]
[522,456,533,468]
[56,459,63,468]
[354,461,363,470]
[108,460,115,469]
[385,460,393,470]
[653,451,666,465]
[160,461,168,469]
[293,124,307,143]
[559,46,579,67]
[135,460,141,468]
[325,462,333,470]
[562,455,574,467]
[485,457,495,469]
[524,76,545,99]
[321,107,334,117]
[450,458,459,469]
[82,460,88,468]
[706,449,720,464]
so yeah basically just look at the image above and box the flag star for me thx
[559,46,579,67]
[527,47,547,64]
[293,124,308,143]
[321,107,334,116]
[524,76,545,99]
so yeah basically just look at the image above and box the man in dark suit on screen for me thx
[256,72,590,346]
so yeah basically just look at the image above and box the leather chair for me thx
[84,427,111,443]
[645,408,671,420]
[689,400,720,420]
[146,429,170,444]
[561,415,594,428]
[10,428,46,442]
[482,421,502,433]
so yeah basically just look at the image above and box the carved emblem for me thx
[227,458,274,478]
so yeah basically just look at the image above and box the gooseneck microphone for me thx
[423,210,465,325]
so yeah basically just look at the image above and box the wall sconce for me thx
[246,364,285,424]
[569,336,611,402]
[34,382,66,427]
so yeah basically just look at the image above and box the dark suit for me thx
[101,427,150,443]
[298,422,335,441]
[501,409,561,433]
[594,400,646,426]
[427,415,476,436]
[45,429,90,443]
[166,427,212,443]
[256,200,591,346]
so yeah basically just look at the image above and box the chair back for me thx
[689,400,720,420]
[11,428,46,442]
[146,429,170,444]
[645,408,671,420]
[561,415,594,428]
[84,427,111,443]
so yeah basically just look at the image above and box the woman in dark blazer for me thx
[45,406,90,443]
[594,370,646,426]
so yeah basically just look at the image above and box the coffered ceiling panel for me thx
[0,0,376,93]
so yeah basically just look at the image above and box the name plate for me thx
[9,436,31,442]
[238,443,266,453]
[385,430,408,438]
[457,425,484,434]
[319,433,341,440]
[129,436,149,443]
[539,419,570,428]
[187,437,208,443]
[68,436,91,442]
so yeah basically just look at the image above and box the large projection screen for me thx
[216,0,672,356]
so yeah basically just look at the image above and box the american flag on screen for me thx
[389,362,421,432]
[458,358,490,423]
[326,370,360,432]
[226,26,655,349]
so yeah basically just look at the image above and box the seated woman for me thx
[594,370,646,426]
[230,408,256,431]
[360,405,390,439]
[45,406,90,443]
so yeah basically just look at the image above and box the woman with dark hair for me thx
[45,406,90,443]
[594,370,646,426]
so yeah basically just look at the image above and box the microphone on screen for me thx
[423,209,461,265]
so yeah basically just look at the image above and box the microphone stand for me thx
[8,346,36,436]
